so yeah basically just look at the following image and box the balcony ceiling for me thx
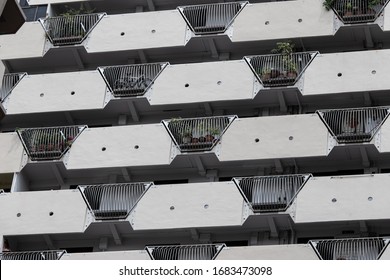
[0,0,25,35]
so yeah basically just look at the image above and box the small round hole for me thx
[332,198,337,203]
[372,70,376,74]
[170,206,175,210]
[368,197,373,201]
[185,83,189,87]
[134,145,139,149]
[71,91,75,95]
[217,81,222,85]
[120,32,125,36]
[40,93,44,97]
[49,212,54,216]
[151,29,156,33]
[298,18,302,23]
[337,73,342,77]
[204,204,209,209]
[265,21,270,25]
[255,138,260,143]
[289,136,294,140]
[17,213,21,217]
[101,147,106,151]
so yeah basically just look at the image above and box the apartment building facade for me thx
[1,0,390,260]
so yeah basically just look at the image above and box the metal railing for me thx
[98,63,168,98]
[310,237,389,260]
[0,73,26,102]
[17,125,87,161]
[245,52,317,87]
[178,2,247,35]
[0,250,66,260]
[317,107,390,144]
[40,13,105,46]
[233,174,311,212]
[163,116,235,152]
[146,244,225,260]
[331,0,389,24]
[78,183,151,220]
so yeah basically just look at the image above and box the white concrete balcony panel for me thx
[294,174,390,223]
[85,10,187,53]
[2,71,107,114]
[130,181,249,230]
[217,114,329,162]
[377,117,390,152]
[60,250,150,260]
[383,4,390,31]
[65,124,172,170]
[216,244,318,260]
[149,60,257,105]
[0,190,90,235]
[231,0,335,43]
[0,133,24,173]
[302,50,390,96]
[0,22,46,60]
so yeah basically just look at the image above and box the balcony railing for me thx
[0,73,26,102]
[17,125,87,161]
[310,237,389,260]
[245,52,317,87]
[330,0,389,24]
[233,174,311,213]
[78,183,151,220]
[0,250,66,260]
[163,116,235,152]
[178,2,247,35]
[39,13,105,46]
[317,107,390,144]
[146,244,225,260]
[98,63,168,98]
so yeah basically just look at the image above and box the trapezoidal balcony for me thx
[178,1,247,36]
[245,52,317,88]
[163,116,235,153]
[317,106,390,144]
[146,244,225,260]
[17,125,86,161]
[39,13,105,46]
[310,237,390,260]
[78,182,151,220]
[327,0,389,24]
[0,250,66,260]
[233,174,311,213]
[98,63,168,98]
[0,73,26,103]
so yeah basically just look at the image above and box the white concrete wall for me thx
[231,0,334,42]
[61,250,150,260]
[130,181,247,230]
[382,3,390,31]
[379,244,390,260]
[378,117,390,153]
[65,124,173,170]
[3,71,107,114]
[149,60,256,105]
[217,244,318,260]
[0,190,88,235]
[85,10,187,53]
[0,133,24,173]
[294,174,390,223]
[218,114,329,162]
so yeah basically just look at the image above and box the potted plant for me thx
[206,127,221,143]
[181,129,192,144]
[260,67,272,82]
[271,41,297,80]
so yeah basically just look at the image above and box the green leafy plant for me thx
[60,4,95,17]
[323,0,336,11]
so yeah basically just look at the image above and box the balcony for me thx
[17,125,86,161]
[0,250,66,260]
[79,182,151,220]
[39,13,106,46]
[317,107,390,144]
[310,237,390,260]
[146,244,225,260]
[0,73,26,102]
[233,174,311,213]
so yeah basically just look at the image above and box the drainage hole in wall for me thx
[298,18,302,22]
[102,147,106,151]
[151,29,156,33]
[289,136,294,140]
[265,21,270,25]
[204,204,209,209]
[368,197,373,201]
[134,145,139,149]
[120,32,125,36]
[17,213,21,217]
[255,138,260,143]
[217,81,222,85]
[332,198,337,203]
[71,91,75,95]
[185,83,189,87]
[170,206,175,210]
[372,70,376,74]
[40,93,44,97]
[49,212,54,216]
[337,73,342,77]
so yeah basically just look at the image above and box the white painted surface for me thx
[303,50,390,95]
[0,22,45,60]
[379,245,390,260]
[0,0,6,15]
[382,3,390,31]
[0,133,24,173]
[218,114,329,161]
[86,11,187,53]
[65,124,173,169]
[131,181,245,230]
[0,190,88,235]
[217,244,318,260]
[149,60,256,105]
[61,250,150,260]
[378,118,390,153]
[232,0,334,42]
[294,174,390,223]
[3,71,107,114]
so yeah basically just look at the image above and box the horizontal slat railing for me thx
[17,125,86,161]
[79,183,151,220]
[317,107,390,144]
[245,52,317,87]
[233,174,310,212]
[310,238,389,260]
[0,73,26,102]
[40,13,105,46]
[98,63,168,98]
[331,0,388,24]
[163,116,235,152]
[146,244,224,260]
[178,2,247,35]
[0,250,66,260]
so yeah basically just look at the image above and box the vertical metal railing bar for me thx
[0,250,66,260]
[0,73,26,102]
